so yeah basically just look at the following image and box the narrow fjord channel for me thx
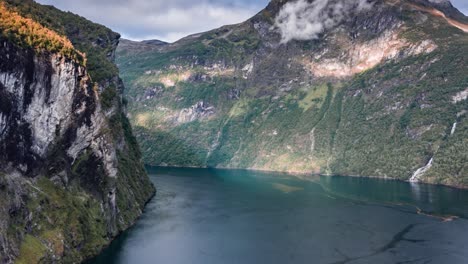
[90,167,468,264]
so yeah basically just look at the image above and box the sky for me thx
[35,0,468,43]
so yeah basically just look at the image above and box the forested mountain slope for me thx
[117,0,467,187]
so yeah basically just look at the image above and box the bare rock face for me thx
[2,42,118,175]
[0,42,96,169]
[176,101,215,124]
[0,5,154,262]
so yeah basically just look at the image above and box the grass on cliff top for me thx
[0,3,85,63]
[3,0,119,83]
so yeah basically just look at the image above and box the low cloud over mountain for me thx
[35,0,468,42]
[274,0,373,43]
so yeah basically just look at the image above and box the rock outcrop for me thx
[0,1,155,263]
[176,101,215,124]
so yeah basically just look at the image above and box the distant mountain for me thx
[141,39,169,46]
[117,0,468,187]
[0,0,154,262]
[119,38,168,53]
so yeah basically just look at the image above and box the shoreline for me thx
[85,164,467,262]
[148,164,468,190]
[82,186,157,264]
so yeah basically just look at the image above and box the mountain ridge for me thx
[127,0,468,45]
[117,0,467,187]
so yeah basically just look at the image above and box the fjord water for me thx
[91,167,468,264]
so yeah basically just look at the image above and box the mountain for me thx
[0,0,155,263]
[119,39,168,54]
[117,0,467,187]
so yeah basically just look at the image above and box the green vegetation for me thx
[0,3,84,63]
[117,1,468,186]
[298,84,330,111]
[16,176,109,262]
[15,235,47,264]
[113,112,156,228]
[3,0,119,83]
[101,85,118,109]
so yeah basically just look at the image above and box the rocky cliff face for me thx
[117,0,467,187]
[0,2,154,263]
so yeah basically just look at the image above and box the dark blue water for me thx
[90,167,468,264]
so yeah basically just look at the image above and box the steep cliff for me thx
[0,1,155,263]
[117,0,467,187]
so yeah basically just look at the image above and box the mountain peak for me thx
[263,0,467,44]
[411,0,468,21]
[266,0,465,18]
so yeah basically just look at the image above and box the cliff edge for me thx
[0,1,155,263]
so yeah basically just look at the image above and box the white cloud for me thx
[273,0,373,44]
[36,0,267,42]
[31,0,468,43]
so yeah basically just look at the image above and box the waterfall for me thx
[409,157,434,183]
[450,122,457,135]
[309,128,316,155]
